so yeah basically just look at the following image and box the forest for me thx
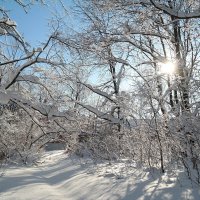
[1,0,200,193]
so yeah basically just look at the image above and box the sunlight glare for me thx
[160,62,176,75]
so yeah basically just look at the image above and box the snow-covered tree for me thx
[48,0,200,179]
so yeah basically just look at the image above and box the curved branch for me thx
[5,58,63,89]
[150,0,200,19]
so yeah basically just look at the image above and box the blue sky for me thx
[1,0,74,47]
[0,1,129,89]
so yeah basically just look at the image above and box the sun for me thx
[159,62,176,75]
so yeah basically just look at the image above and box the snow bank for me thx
[0,151,199,200]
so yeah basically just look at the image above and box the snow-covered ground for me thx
[0,150,199,200]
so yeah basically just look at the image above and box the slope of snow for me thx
[0,151,199,200]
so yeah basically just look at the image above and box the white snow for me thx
[0,151,199,200]
[0,91,10,104]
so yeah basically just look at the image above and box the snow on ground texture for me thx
[0,150,199,200]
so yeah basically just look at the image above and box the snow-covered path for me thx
[0,151,199,200]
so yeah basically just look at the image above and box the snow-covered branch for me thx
[4,58,63,89]
[150,0,200,19]
[77,82,117,104]
[76,102,122,124]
